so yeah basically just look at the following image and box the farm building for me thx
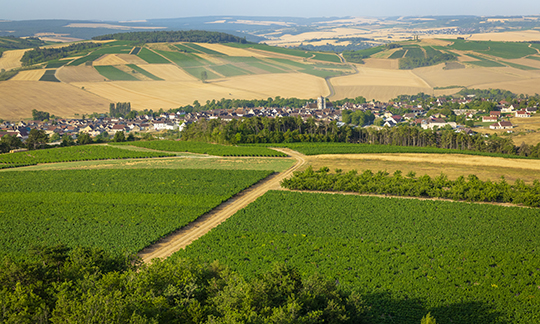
[490,121,514,129]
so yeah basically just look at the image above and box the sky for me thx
[2,0,540,21]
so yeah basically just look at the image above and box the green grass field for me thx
[94,65,139,81]
[174,190,540,324]
[210,64,253,77]
[246,61,288,73]
[137,48,171,64]
[311,52,341,63]
[527,55,540,62]
[45,60,68,68]
[126,64,164,80]
[447,39,536,59]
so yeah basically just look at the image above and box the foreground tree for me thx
[26,129,49,150]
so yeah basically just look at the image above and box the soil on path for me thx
[138,148,305,263]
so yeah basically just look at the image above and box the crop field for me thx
[126,64,163,80]
[463,54,506,67]
[93,54,129,66]
[174,43,199,53]
[114,141,287,157]
[183,66,221,79]
[225,42,313,59]
[447,39,537,59]
[135,63,195,81]
[67,45,134,66]
[0,49,30,71]
[156,50,213,67]
[45,60,68,68]
[500,60,539,70]
[175,190,540,324]
[404,47,425,58]
[136,48,171,64]
[13,155,296,172]
[311,52,341,63]
[388,49,406,59]
[94,65,139,81]
[0,80,110,120]
[39,69,60,82]
[210,64,253,77]
[245,61,287,73]
[10,69,45,81]
[55,65,107,82]
[186,43,225,55]
[0,168,272,259]
[331,65,431,101]
[0,145,174,169]
[195,43,266,57]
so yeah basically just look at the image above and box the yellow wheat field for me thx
[71,73,329,110]
[0,81,109,120]
[136,64,197,81]
[56,66,107,83]
[0,49,30,71]
[115,54,148,65]
[441,30,540,42]
[93,54,128,66]
[194,43,266,57]
[10,69,46,81]
[331,65,432,101]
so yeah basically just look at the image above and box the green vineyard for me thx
[0,169,272,259]
[175,191,540,324]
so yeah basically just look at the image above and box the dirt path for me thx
[137,148,306,263]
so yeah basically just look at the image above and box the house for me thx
[490,121,514,130]
[482,116,498,123]
[515,110,531,118]
[489,111,501,118]
[501,105,515,113]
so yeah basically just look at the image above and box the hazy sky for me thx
[2,0,540,21]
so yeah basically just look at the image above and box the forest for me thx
[0,246,365,323]
[20,42,101,65]
[281,166,540,207]
[180,117,535,157]
[92,30,248,44]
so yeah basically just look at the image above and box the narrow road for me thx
[138,148,306,263]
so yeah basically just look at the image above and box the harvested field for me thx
[305,153,540,183]
[0,49,29,71]
[56,65,106,82]
[137,64,196,81]
[331,65,431,101]
[92,54,128,66]
[0,81,109,120]
[10,69,45,81]
[115,54,148,65]
[363,58,399,69]
[72,73,328,110]
[443,30,540,42]
[475,77,540,96]
[411,64,535,89]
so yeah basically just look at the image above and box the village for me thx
[0,95,537,142]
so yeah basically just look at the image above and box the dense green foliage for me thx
[0,36,44,51]
[21,42,101,66]
[341,109,375,126]
[0,168,272,259]
[113,141,286,157]
[282,166,540,207]
[0,69,18,81]
[182,117,536,158]
[0,145,174,169]
[176,190,540,323]
[31,109,50,121]
[263,142,536,159]
[109,102,132,117]
[0,246,365,323]
[92,30,247,44]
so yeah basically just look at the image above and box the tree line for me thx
[281,166,540,207]
[92,30,248,44]
[181,117,537,157]
[20,42,102,66]
[0,36,44,58]
[0,245,366,323]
